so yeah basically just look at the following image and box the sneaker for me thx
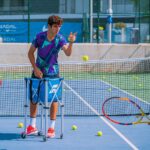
[26,125,38,135]
[47,128,55,138]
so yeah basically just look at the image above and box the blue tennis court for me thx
[0,0,150,149]
[0,116,149,150]
[0,60,150,150]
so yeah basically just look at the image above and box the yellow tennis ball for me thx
[133,76,139,80]
[82,55,89,61]
[102,76,106,79]
[99,26,104,30]
[72,125,77,130]
[97,131,103,136]
[107,88,112,92]
[138,83,142,87]
[18,122,24,128]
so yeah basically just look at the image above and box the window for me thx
[0,0,4,7]
[10,0,25,7]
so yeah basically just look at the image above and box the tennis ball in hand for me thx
[72,125,77,130]
[18,122,24,128]
[97,131,103,136]
[82,55,89,61]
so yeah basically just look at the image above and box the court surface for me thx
[0,64,150,150]
[0,116,149,150]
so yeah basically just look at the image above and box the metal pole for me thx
[40,102,43,133]
[27,0,30,43]
[90,0,93,43]
[138,0,141,43]
[97,0,100,43]
[60,80,64,139]
[149,1,150,40]
[44,80,48,140]
[107,0,113,43]
[24,78,28,133]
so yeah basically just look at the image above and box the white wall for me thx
[0,43,150,64]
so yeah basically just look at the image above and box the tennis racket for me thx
[102,96,150,125]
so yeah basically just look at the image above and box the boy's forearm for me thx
[66,42,73,56]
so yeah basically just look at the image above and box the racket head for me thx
[102,97,143,125]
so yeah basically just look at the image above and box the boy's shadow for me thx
[0,133,20,140]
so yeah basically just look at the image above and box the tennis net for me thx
[0,57,150,117]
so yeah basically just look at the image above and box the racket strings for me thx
[104,98,142,124]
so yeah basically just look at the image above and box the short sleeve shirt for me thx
[32,31,67,76]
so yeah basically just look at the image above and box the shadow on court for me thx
[0,133,20,140]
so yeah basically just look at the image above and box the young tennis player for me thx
[27,15,76,138]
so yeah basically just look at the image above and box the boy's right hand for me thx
[34,67,43,78]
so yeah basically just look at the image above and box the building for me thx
[0,0,149,43]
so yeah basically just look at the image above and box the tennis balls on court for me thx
[82,55,89,61]
[97,131,103,136]
[72,125,77,130]
[18,122,24,128]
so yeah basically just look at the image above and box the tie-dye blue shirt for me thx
[32,31,67,76]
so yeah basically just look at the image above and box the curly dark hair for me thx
[47,15,63,27]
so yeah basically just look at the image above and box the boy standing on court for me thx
[27,15,76,138]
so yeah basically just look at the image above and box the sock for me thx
[30,117,36,128]
[50,120,56,129]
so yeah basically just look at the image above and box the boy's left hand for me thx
[68,32,77,43]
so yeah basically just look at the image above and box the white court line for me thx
[64,81,139,150]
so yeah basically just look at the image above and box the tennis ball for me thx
[82,55,89,61]
[72,125,77,130]
[18,122,24,128]
[107,88,112,92]
[97,131,103,136]
[102,76,106,79]
[99,26,104,30]
[133,75,139,80]
[138,83,143,87]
